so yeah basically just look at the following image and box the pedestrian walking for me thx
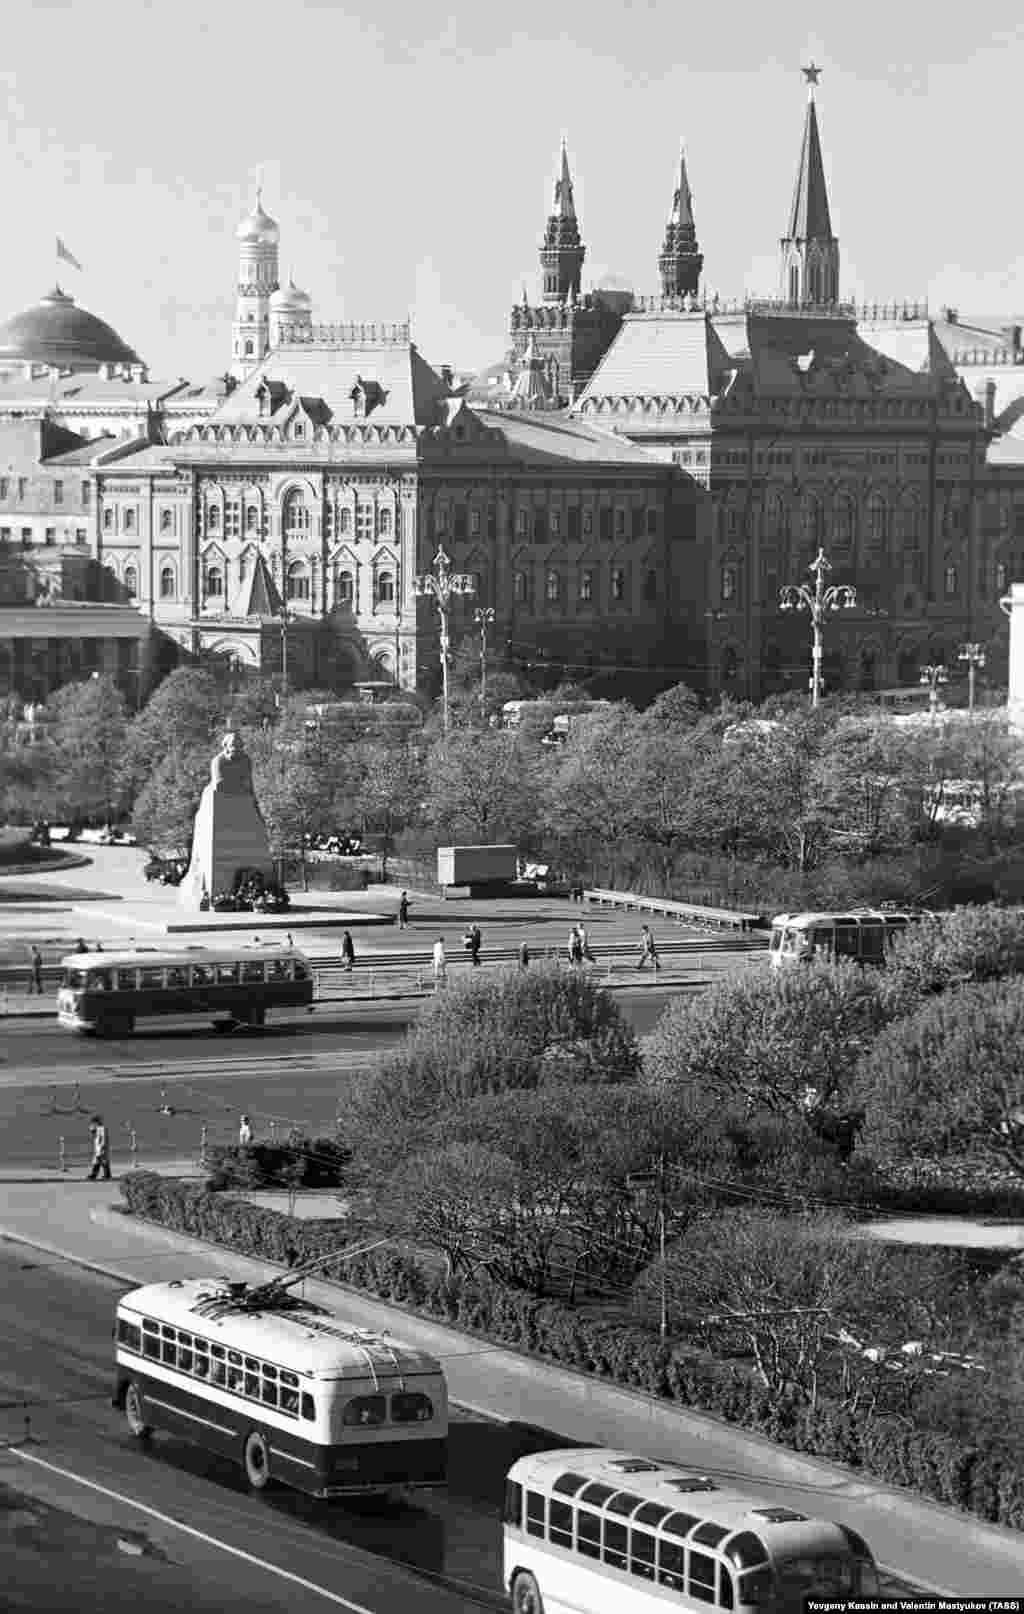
[238,1114,253,1147]
[518,941,530,970]
[470,923,482,966]
[286,932,294,948]
[74,938,88,954]
[341,931,355,971]
[577,923,596,964]
[637,923,661,971]
[568,926,583,967]
[86,1115,111,1181]
[28,944,43,995]
[432,937,447,988]
[398,891,410,929]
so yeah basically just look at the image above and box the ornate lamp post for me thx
[778,548,857,708]
[957,642,985,714]
[413,548,476,732]
[474,606,495,715]
[920,662,948,717]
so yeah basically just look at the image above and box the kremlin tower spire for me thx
[658,142,703,299]
[779,64,840,306]
[231,184,280,379]
[539,139,585,303]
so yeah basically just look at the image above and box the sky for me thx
[1,0,1022,383]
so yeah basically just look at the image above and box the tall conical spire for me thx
[539,138,585,303]
[779,64,840,306]
[659,141,703,299]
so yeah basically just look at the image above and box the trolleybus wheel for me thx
[124,1380,151,1440]
[242,1006,266,1029]
[511,1570,545,1614]
[243,1429,272,1490]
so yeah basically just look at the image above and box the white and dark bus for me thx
[114,1276,448,1498]
[768,910,921,968]
[57,944,314,1036]
[503,1447,879,1614]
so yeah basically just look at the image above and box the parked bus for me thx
[769,909,921,968]
[114,1276,448,1498]
[503,1447,879,1614]
[56,944,313,1036]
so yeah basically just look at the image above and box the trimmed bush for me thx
[119,1171,1024,1530]
[204,1135,349,1192]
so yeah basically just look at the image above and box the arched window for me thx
[159,509,173,534]
[336,570,354,606]
[832,494,855,549]
[286,560,310,601]
[224,500,240,538]
[865,493,887,548]
[644,569,657,601]
[611,567,626,602]
[206,505,220,533]
[470,571,482,597]
[159,565,175,599]
[545,569,560,602]
[379,507,392,537]
[944,564,958,597]
[205,566,222,598]
[898,645,919,685]
[516,509,529,538]
[513,570,527,601]
[802,495,822,546]
[124,564,138,598]
[283,491,310,539]
[339,508,352,535]
[376,570,395,605]
[895,496,921,546]
[721,563,737,602]
[244,340,254,357]
[996,561,1008,594]
[762,494,785,540]
[579,569,593,602]
[722,646,739,682]
[245,504,259,534]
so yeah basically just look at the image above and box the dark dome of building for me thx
[0,287,143,371]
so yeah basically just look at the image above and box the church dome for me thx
[0,287,143,371]
[236,190,280,246]
[270,275,311,311]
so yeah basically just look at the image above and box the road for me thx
[0,1248,924,1612]
[0,992,680,1173]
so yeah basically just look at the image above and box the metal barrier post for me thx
[199,1124,208,1169]
[269,1120,277,1143]
[58,1136,66,1174]
[130,1127,139,1170]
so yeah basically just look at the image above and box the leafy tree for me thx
[855,979,1024,1177]
[46,675,127,825]
[884,903,1024,1008]
[423,728,538,846]
[350,735,426,877]
[379,1140,519,1281]
[642,957,888,1124]
[119,669,227,805]
[541,706,645,877]
[131,745,212,856]
[640,682,702,732]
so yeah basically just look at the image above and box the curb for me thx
[0,1223,139,1287]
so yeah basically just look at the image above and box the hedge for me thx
[119,1171,1024,1532]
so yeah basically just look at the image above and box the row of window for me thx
[502,507,659,543]
[203,563,396,606]
[513,566,651,605]
[65,957,309,993]
[507,1482,749,1607]
[719,562,968,602]
[0,527,88,546]
[0,478,88,506]
[118,1317,434,1427]
[202,497,396,541]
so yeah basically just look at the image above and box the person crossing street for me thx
[86,1115,111,1181]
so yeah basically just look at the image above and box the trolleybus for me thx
[57,943,313,1035]
[503,1447,880,1614]
[768,909,920,968]
[114,1275,448,1497]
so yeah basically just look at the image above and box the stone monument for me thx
[179,731,275,909]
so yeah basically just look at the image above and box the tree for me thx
[855,979,1024,1177]
[131,746,211,856]
[350,734,426,878]
[541,706,645,877]
[884,903,1024,1008]
[379,1141,518,1280]
[119,669,227,805]
[423,728,538,846]
[46,675,127,825]
[642,957,888,1124]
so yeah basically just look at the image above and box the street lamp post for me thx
[957,642,985,714]
[778,548,857,708]
[474,606,495,716]
[920,662,948,717]
[413,548,476,732]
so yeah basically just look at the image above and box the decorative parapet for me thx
[577,394,711,416]
[276,321,411,346]
[169,421,421,448]
[626,295,930,322]
[951,346,1024,367]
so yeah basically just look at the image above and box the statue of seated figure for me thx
[211,731,257,798]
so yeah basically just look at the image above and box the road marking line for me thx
[9,1446,377,1612]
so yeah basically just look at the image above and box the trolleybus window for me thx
[604,1517,628,1569]
[117,968,137,990]
[392,1390,433,1422]
[525,1491,545,1538]
[689,1548,718,1603]
[216,962,239,984]
[577,1508,601,1559]
[191,963,212,986]
[342,1393,386,1426]
[629,1527,656,1579]
[549,1498,573,1548]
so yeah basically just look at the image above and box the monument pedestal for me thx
[179,782,274,908]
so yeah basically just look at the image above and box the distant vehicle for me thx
[114,1275,448,1498]
[769,909,923,967]
[503,1446,879,1614]
[56,943,314,1036]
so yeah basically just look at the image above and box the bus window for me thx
[193,1341,209,1378]
[166,967,187,989]
[342,1394,387,1427]
[834,922,860,958]
[725,1533,768,1571]
[300,1392,315,1421]
[279,1385,299,1416]
[268,958,290,981]
[720,1565,735,1609]
[261,1365,278,1407]
[860,926,886,963]
[161,1326,177,1365]
[391,1391,433,1422]
[190,964,212,986]
[658,1539,686,1591]
[241,960,265,984]
[210,1348,227,1386]
[577,1509,601,1560]
[689,1549,717,1603]
[116,968,137,991]
[629,1527,657,1579]
[216,962,239,985]
[810,927,833,956]
[548,1499,573,1548]
[87,970,112,991]
[142,1319,160,1359]
[176,1332,193,1372]
[243,1357,260,1397]
[603,1518,628,1569]
[139,967,165,990]
[739,1567,775,1605]
[503,1480,522,1527]
[117,1318,141,1353]
[227,1350,245,1393]
[526,1491,545,1538]
[293,959,309,981]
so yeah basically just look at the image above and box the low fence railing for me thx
[583,887,765,933]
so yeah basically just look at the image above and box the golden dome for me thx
[236,189,280,247]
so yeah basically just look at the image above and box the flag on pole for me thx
[56,237,83,272]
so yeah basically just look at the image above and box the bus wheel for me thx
[124,1380,152,1441]
[244,1006,266,1029]
[511,1571,545,1614]
[244,1429,272,1490]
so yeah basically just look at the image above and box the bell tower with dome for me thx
[231,188,280,380]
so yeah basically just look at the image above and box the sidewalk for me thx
[0,1176,1022,1592]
